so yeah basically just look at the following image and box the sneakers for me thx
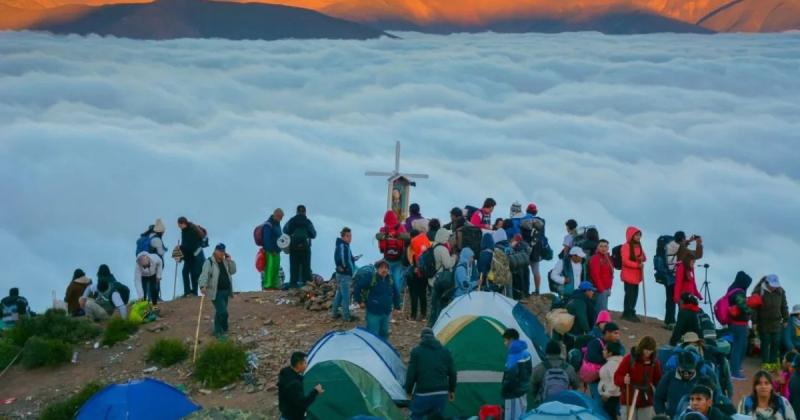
[663,323,675,330]
[731,374,747,381]
[622,314,641,323]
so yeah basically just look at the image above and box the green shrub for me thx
[194,341,246,388]
[101,318,139,346]
[0,339,21,369]
[20,336,72,369]
[39,382,103,420]
[4,309,100,347]
[146,338,189,367]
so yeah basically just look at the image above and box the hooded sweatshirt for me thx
[454,247,476,297]
[405,333,457,395]
[621,226,646,285]
[261,215,283,253]
[589,251,614,293]
[599,355,624,398]
[65,276,92,315]
[477,233,495,281]
[433,228,455,274]
[377,210,408,261]
[277,367,318,420]
[502,340,533,399]
[728,271,753,326]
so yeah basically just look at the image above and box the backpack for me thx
[378,227,405,261]
[109,281,130,305]
[418,244,441,279]
[136,234,152,256]
[697,312,717,341]
[742,395,786,418]
[541,360,571,401]
[434,270,456,304]
[465,205,480,223]
[508,249,529,272]
[194,224,209,248]
[714,288,742,326]
[458,225,482,256]
[253,221,269,247]
[653,235,675,285]
[539,235,554,261]
[479,405,502,420]
[490,248,512,286]
[611,245,623,270]
[290,223,310,252]
[579,338,606,383]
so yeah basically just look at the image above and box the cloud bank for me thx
[1,31,799,315]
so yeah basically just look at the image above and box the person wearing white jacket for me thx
[599,341,625,420]
[135,252,163,306]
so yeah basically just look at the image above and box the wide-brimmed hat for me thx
[682,332,701,344]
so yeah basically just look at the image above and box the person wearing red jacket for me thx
[469,198,496,230]
[589,239,614,313]
[377,210,410,300]
[621,226,646,323]
[614,336,662,420]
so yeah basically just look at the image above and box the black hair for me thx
[503,328,519,340]
[290,351,307,368]
[450,207,463,217]
[587,227,599,241]
[674,231,687,243]
[177,216,188,225]
[409,203,420,215]
[606,342,624,356]
[73,269,86,280]
[97,264,112,277]
[297,205,306,214]
[598,239,609,245]
[483,198,496,208]
[681,293,699,305]
[340,227,351,237]
[566,219,578,230]
[545,340,562,356]
[502,219,513,230]
[428,218,441,232]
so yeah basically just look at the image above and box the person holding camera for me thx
[672,232,704,304]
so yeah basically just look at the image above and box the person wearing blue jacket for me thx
[655,352,723,418]
[353,260,400,339]
[332,227,359,322]
[454,247,476,298]
[477,232,495,291]
[502,328,532,420]
[260,208,284,290]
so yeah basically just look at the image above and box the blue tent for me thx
[522,401,607,420]
[77,378,201,420]
[544,390,609,419]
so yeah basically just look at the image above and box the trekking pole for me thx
[192,294,205,364]
[641,277,648,324]
[0,348,23,379]
[627,388,640,420]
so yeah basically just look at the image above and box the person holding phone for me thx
[199,243,236,339]
[331,227,360,322]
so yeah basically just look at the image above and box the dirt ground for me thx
[0,290,760,418]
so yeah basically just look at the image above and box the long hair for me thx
[633,336,657,362]
[749,370,780,413]
[628,230,641,262]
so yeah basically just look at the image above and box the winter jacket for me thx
[477,233,494,282]
[502,340,533,399]
[620,226,646,285]
[655,369,701,417]
[728,271,753,326]
[134,252,163,299]
[549,258,588,296]
[404,213,423,233]
[585,337,624,366]
[283,214,317,250]
[753,281,789,334]
[614,350,663,408]
[198,256,237,301]
[405,335,457,395]
[433,229,455,274]
[673,240,704,303]
[377,210,409,262]
[334,238,355,277]
[470,207,492,230]
[784,315,800,352]
[409,233,431,266]
[353,273,399,316]
[277,367,318,420]
[566,289,596,336]
[589,252,614,293]
[261,215,282,253]
[65,276,92,315]
[738,395,797,420]
[670,303,702,346]
[180,223,204,258]
[790,371,800,419]
[599,355,623,398]
[454,248,476,297]
[531,355,580,404]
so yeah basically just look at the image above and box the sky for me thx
[0,31,799,317]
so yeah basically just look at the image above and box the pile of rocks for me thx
[286,280,337,312]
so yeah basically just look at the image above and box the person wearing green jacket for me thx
[405,328,457,420]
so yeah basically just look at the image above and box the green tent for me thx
[304,359,405,420]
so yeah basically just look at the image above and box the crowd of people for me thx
[4,198,799,420]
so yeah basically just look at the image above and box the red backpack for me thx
[378,226,405,261]
[714,288,742,325]
[479,405,502,420]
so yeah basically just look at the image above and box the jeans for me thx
[505,396,527,420]
[289,250,311,287]
[623,283,639,317]
[182,251,203,296]
[388,261,405,304]
[589,382,601,403]
[142,275,159,305]
[408,274,427,319]
[366,312,390,339]
[410,393,448,420]
[213,289,230,337]
[595,289,610,313]
[729,324,748,375]
[664,283,676,325]
[760,330,781,364]
[331,274,351,321]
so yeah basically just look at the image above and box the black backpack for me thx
[290,223,310,252]
[109,282,130,305]
[458,225,482,255]
[418,244,441,279]
[611,245,623,270]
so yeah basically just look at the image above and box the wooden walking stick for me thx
[627,388,640,420]
[192,294,205,363]
[172,241,182,300]
[641,277,648,324]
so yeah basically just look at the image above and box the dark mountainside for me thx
[21,0,393,40]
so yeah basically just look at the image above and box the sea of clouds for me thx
[1,30,798,316]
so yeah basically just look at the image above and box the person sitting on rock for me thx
[80,276,128,322]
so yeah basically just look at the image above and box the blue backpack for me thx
[742,395,786,417]
[136,234,152,255]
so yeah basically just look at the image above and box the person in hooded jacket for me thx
[65,269,92,316]
[404,203,423,232]
[566,281,597,349]
[405,327,457,420]
[502,328,532,420]
[621,226,646,323]
[614,336,663,420]
[332,227,358,322]
[429,228,455,326]
[477,232,495,292]
[377,210,409,299]
[454,247,476,298]
[673,233,704,304]
[408,223,431,321]
[670,293,703,346]
[727,271,753,380]
[589,239,614,313]
[753,275,790,369]
[550,246,588,297]
[278,351,323,420]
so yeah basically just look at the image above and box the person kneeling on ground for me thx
[80,277,128,322]
[199,243,236,339]
[1,288,31,329]
[531,340,580,406]
[353,260,400,340]
[502,328,532,420]
[278,351,324,420]
[405,327,457,420]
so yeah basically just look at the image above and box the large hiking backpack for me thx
[136,234,152,256]
[193,224,209,248]
[653,235,675,285]
[418,244,441,279]
[541,361,571,401]
[253,221,270,247]
[290,224,310,252]
[378,227,405,261]
[458,225,482,255]
[434,270,456,304]
[697,312,717,341]
[714,288,742,326]
[508,248,530,272]
[489,248,512,286]
[611,245,623,270]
